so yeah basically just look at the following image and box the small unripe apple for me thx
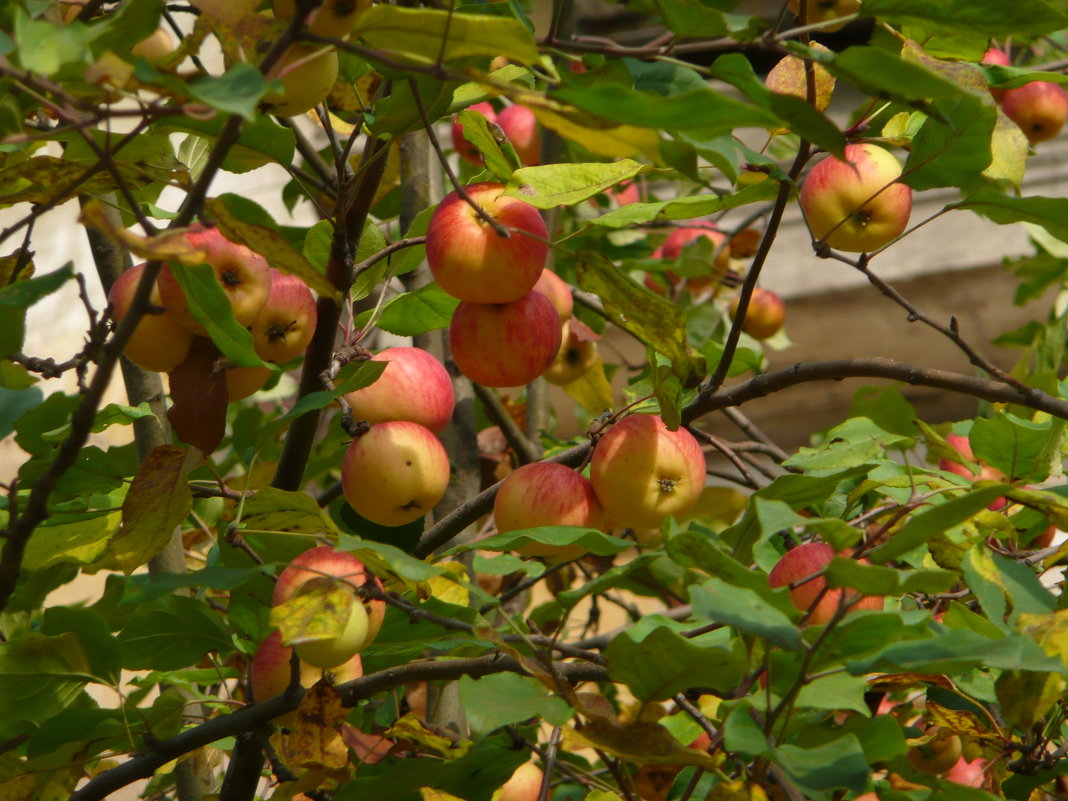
[787,0,860,31]
[262,44,339,118]
[730,288,785,340]
[273,0,371,37]
[426,182,549,304]
[768,542,884,625]
[497,104,541,166]
[493,462,604,560]
[982,47,1011,101]
[908,729,963,775]
[449,291,562,387]
[341,421,451,526]
[589,415,707,530]
[451,101,497,165]
[344,346,455,432]
[543,322,599,385]
[532,268,573,322]
[273,545,386,645]
[799,143,913,253]
[158,224,272,335]
[108,263,194,373]
[493,761,543,801]
[1001,80,1068,145]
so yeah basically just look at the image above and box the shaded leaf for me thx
[118,595,234,670]
[690,579,801,650]
[606,626,745,701]
[506,160,652,209]
[459,673,573,733]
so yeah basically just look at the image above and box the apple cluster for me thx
[492,414,708,560]
[983,46,1068,145]
[339,347,455,526]
[108,224,318,401]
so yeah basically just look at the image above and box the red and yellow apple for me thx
[653,224,731,293]
[344,346,455,432]
[799,143,912,253]
[589,415,707,530]
[1001,80,1068,145]
[543,322,599,386]
[452,101,497,165]
[908,729,963,775]
[938,432,1007,510]
[768,542,884,625]
[532,268,573,322]
[494,761,543,801]
[158,224,272,335]
[982,46,1011,101]
[262,44,339,118]
[497,104,541,167]
[730,288,785,340]
[493,462,604,560]
[108,263,194,373]
[341,421,451,526]
[247,270,317,365]
[226,365,273,401]
[426,182,549,304]
[449,291,562,387]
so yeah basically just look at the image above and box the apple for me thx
[341,420,451,526]
[730,288,785,340]
[449,291,562,387]
[543,322,599,386]
[247,270,318,364]
[494,761,543,801]
[344,346,455,432]
[799,143,913,253]
[250,629,363,726]
[291,581,372,669]
[131,27,174,63]
[273,0,371,37]
[938,432,1007,510]
[768,542,884,625]
[426,182,549,304]
[157,224,272,335]
[497,104,541,167]
[452,101,497,165]
[946,755,986,787]
[108,263,194,373]
[532,268,573,322]
[788,0,860,31]
[1001,80,1068,145]
[589,414,707,530]
[982,47,1011,101]
[262,44,339,118]
[493,462,604,560]
[226,365,273,401]
[1032,524,1056,549]
[656,224,731,293]
[273,545,387,647]
[907,729,963,775]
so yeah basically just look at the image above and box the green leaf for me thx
[41,401,154,441]
[240,487,342,537]
[591,179,779,228]
[723,704,771,757]
[119,595,234,671]
[775,734,869,794]
[358,5,539,66]
[795,672,872,716]
[166,262,266,368]
[457,526,632,557]
[121,566,267,604]
[42,607,122,685]
[861,0,1068,37]
[506,160,651,208]
[555,553,660,609]
[958,187,1068,243]
[970,412,1059,483]
[340,535,443,583]
[905,97,995,191]
[22,513,120,571]
[189,63,270,121]
[824,557,957,596]
[690,578,802,650]
[459,673,573,733]
[457,109,518,181]
[665,530,775,595]
[868,485,1008,563]
[0,633,92,722]
[849,386,918,439]
[575,250,704,386]
[606,626,745,701]
[0,385,42,439]
[372,283,459,337]
[0,262,73,308]
[784,417,913,471]
[158,114,296,173]
[12,12,90,76]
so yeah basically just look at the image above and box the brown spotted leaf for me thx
[0,156,116,206]
[995,609,1068,729]
[561,718,721,768]
[269,578,356,647]
[166,339,228,454]
[765,45,835,112]
[286,681,350,771]
[387,713,470,759]
[107,445,198,573]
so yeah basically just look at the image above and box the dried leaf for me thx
[269,578,356,647]
[285,682,350,771]
[166,340,228,454]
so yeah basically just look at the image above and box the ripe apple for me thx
[768,542,884,625]
[449,291,562,387]
[494,761,543,801]
[497,104,541,166]
[938,432,1007,510]
[108,263,194,373]
[656,224,731,292]
[589,415,707,530]
[226,365,273,401]
[730,288,785,340]
[982,47,1011,101]
[425,182,549,304]
[341,420,451,526]
[344,346,455,433]
[157,224,272,335]
[908,729,963,775]
[1001,80,1068,144]
[493,462,604,560]
[543,322,599,385]
[131,27,174,63]
[788,0,860,31]
[532,268,573,322]
[247,270,318,364]
[250,629,363,726]
[262,44,339,118]
[291,581,371,669]
[946,755,986,787]
[273,0,370,37]
[273,545,387,647]
[452,101,497,165]
[799,143,913,253]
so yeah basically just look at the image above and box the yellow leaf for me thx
[420,789,467,801]
[425,561,469,607]
[387,713,470,759]
[269,579,355,646]
[562,353,614,415]
[285,682,350,771]
[560,719,722,768]
[509,94,659,161]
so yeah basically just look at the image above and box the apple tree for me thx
[2,0,1068,800]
